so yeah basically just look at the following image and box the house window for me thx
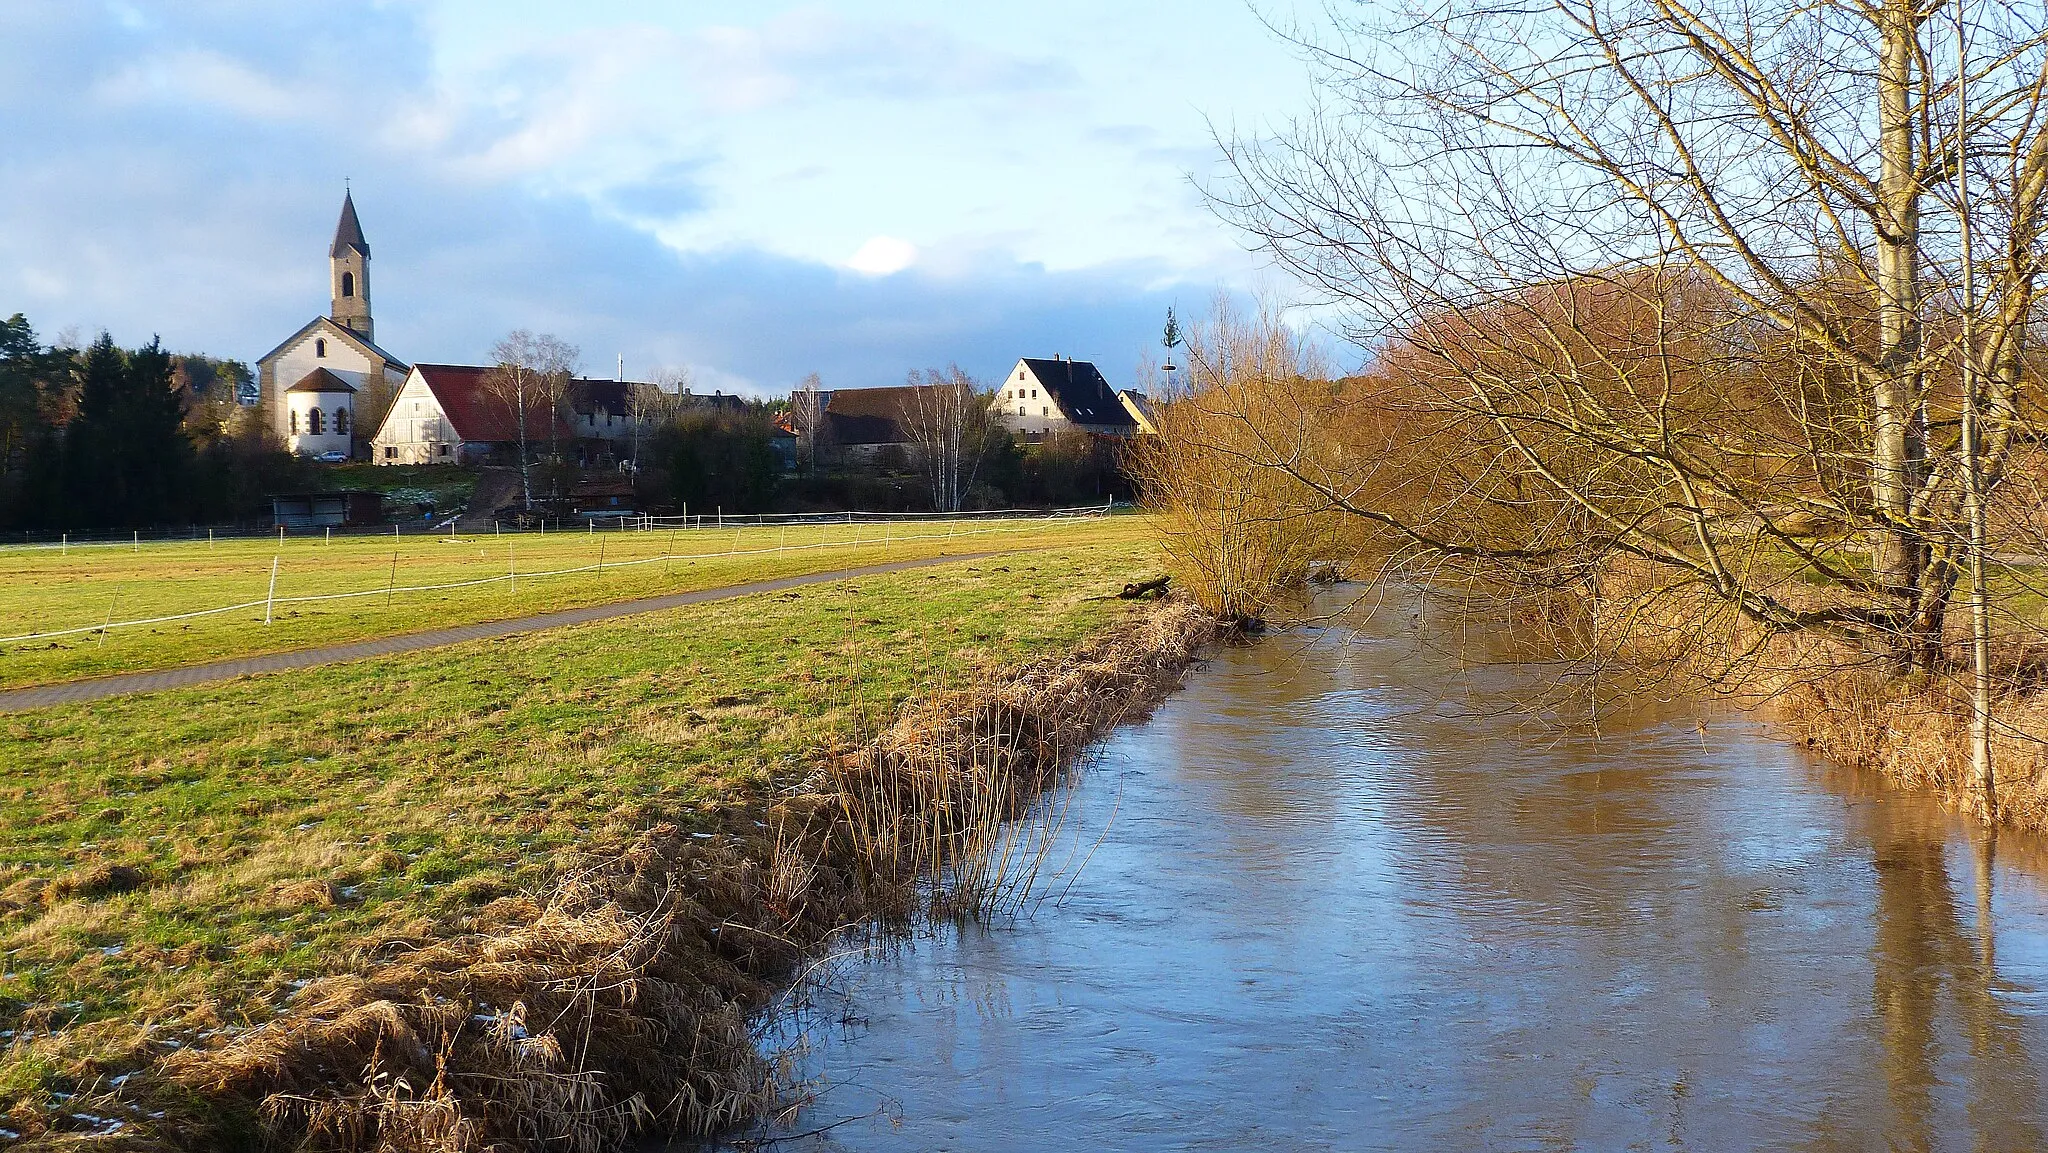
[290,410,299,434]
[384,446,396,459]
[438,444,451,457]
[587,412,595,426]
[308,408,324,435]
[335,408,349,436]
[341,272,355,298]
[1042,406,1049,416]
[1017,370,1024,380]
[315,338,327,358]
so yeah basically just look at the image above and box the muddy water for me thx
[736,595,2048,1150]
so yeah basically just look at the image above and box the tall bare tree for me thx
[902,365,997,513]
[485,330,578,510]
[790,372,828,475]
[1189,0,2048,809]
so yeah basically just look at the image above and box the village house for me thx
[991,357,1141,439]
[370,365,742,466]
[816,384,922,464]
[1118,388,1162,434]
[254,192,409,457]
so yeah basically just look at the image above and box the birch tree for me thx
[486,331,577,510]
[902,365,996,513]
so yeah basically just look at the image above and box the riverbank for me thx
[0,536,1212,1149]
[1568,558,2048,836]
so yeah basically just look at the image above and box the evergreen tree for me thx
[65,334,192,528]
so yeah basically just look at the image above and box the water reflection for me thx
[716,592,2048,1151]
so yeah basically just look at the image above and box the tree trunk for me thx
[1872,0,1927,654]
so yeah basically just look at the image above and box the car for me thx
[314,450,349,463]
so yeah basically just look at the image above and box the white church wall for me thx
[270,329,374,437]
[284,390,355,457]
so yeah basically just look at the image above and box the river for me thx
[728,591,2048,1150]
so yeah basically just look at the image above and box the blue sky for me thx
[0,1,1317,396]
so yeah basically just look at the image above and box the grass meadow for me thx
[0,515,1135,689]
[0,531,1164,1125]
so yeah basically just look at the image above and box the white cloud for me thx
[845,236,918,276]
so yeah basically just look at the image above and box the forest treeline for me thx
[0,314,309,532]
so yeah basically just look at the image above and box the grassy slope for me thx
[0,517,1131,689]
[0,535,1160,1119]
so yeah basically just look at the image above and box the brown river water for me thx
[717,591,2048,1150]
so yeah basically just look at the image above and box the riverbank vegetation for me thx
[1143,0,2048,829]
[0,537,1209,1147]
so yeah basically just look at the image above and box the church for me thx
[255,192,410,457]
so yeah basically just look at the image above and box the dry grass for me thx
[94,598,1218,1153]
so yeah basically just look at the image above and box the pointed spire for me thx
[331,190,370,259]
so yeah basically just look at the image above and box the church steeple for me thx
[329,190,372,342]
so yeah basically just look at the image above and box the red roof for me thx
[414,364,576,443]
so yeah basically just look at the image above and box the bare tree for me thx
[1191,0,2048,810]
[901,365,997,513]
[791,372,828,474]
[485,330,578,509]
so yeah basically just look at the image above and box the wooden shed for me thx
[271,491,385,529]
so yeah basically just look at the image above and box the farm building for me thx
[271,491,384,529]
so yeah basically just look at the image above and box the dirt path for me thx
[0,553,993,713]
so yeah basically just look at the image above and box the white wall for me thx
[284,390,354,456]
[269,328,374,439]
[990,360,1069,438]
[370,370,459,465]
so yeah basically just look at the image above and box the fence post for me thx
[509,541,516,594]
[61,533,66,556]
[598,534,605,574]
[132,530,139,552]
[264,556,279,625]
[325,526,332,546]
[386,525,399,609]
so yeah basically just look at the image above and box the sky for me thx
[0,1,1321,396]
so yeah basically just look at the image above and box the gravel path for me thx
[0,552,992,713]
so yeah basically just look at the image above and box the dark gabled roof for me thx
[1020,358,1137,430]
[286,367,357,394]
[567,378,647,415]
[331,191,369,258]
[411,363,576,443]
[822,384,939,446]
[255,316,408,372]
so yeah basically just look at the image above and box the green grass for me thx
[0,534,1162,1118]
[0,515,1138,688]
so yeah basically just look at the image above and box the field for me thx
[0,526,1165,1137]
[0,515,1133,689]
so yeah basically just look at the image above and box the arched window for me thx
[341,272,354,298]
[335,408,349,437]
[290,410,299,434]
[308,408,324,435]
[315,338,327,358]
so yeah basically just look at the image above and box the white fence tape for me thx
[1,507,1113,645]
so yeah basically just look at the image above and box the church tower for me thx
[329,190,372,342]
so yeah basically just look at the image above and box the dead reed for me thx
[139,598,1215,1153]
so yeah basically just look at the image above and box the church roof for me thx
[286,367,357,394]
[255,316,407,373]
[331,191,370,258]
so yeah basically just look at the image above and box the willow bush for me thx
[1127,304,1355,624]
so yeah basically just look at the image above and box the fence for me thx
[0,505,1117,646]
[0,502,1122,554]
